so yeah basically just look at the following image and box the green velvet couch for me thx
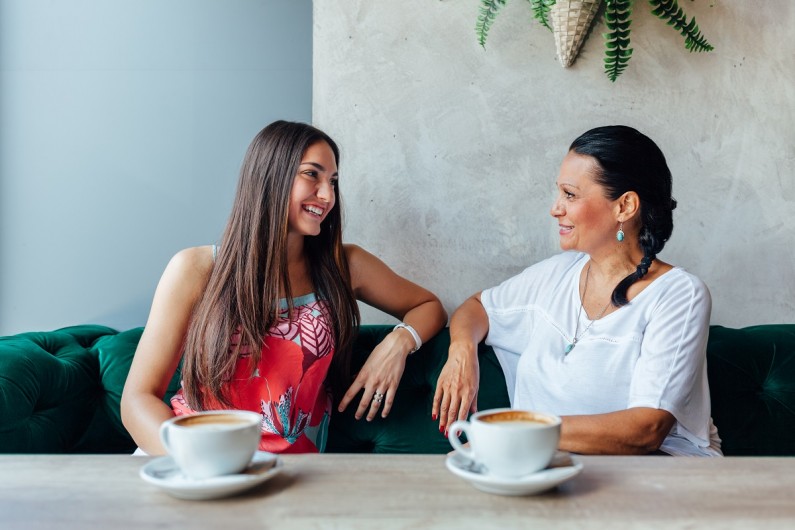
[1,324,794,455]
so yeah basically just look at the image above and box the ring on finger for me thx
[372,391,385,403]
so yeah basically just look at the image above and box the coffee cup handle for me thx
[159,420,173,454]
[447,420,474,460]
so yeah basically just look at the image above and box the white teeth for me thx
[304,205,323,216]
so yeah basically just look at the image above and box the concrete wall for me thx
[314,0,795,327]
[0,0,312,335]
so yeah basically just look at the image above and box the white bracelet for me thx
[393,322,422,354]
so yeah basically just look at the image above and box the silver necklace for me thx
[564,264,612,355]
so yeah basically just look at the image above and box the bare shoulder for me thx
[160,246,216,300]
[168,246,215,275]
[343,243,367,263]
[137,246,217,346]
[343,243,385,274]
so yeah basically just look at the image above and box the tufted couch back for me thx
[0,326,180,453]
[1,324,794,455]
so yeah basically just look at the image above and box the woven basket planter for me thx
[551,0,603,68]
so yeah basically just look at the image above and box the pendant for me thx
[564,343,575,354]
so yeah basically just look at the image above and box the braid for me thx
[611,225,663,307]
[636,254,654,277]
[637,222,660,275]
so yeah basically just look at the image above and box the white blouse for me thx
[481,251,721,456]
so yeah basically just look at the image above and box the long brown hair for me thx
[181,121,360,409]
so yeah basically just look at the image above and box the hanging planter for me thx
[475,0,715,82]
[550,0,602,68]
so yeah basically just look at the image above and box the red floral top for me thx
[171,293,335,453]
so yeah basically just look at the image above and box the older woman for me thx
[434,125,721,456]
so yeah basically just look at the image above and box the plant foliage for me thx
[472,0,715,81]
[476,0,508,48]
[528,0,555,31]
[603,0,634,82]
[648,0,714,53]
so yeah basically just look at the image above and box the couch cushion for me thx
[76,327,182,452]
[0,326,180,453]
[707,325,795,455]
[0,326,105,452]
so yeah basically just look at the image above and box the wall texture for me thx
[314,0,795,327]
[0,0,312,335]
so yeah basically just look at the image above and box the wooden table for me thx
[1,454,794,529]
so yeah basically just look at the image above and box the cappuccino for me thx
[448,408,561,478]
[174,414,255,430]
[160,410,262,480]
[479,410,555,426]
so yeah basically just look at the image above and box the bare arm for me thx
[337,244,447,420]
[120,247,213,454]
[433,293,488,432]
[560,407,676,454]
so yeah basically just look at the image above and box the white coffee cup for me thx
[448,408,561,478]
[159,410,262,480]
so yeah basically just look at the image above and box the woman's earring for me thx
[616,222,625,242]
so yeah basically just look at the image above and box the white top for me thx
[481,252,722,456]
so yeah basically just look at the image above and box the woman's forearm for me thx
[558,408,676,455]
[121,392,175,455]
[448,294,489,355]
[400,298,448,348]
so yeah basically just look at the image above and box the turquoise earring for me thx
[616,222,625,242]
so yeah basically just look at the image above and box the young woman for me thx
[122,121,447,454]
[435,125,721,456]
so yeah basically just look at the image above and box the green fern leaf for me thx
[648,0,714,53]
[527,0,556,31]
[603,0,634,82]
[476,0,509,48]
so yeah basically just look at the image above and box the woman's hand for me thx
[433,339,480,433]
[433,292,489,433]
[337,329,413,421]
[339,244,448,421]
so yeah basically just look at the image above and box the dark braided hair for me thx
[570,125,677,307]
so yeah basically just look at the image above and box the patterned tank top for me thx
[171,246,335,453]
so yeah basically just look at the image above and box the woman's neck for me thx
[286,233,305,264]
[285,233,313,296]
[586,248,642,286]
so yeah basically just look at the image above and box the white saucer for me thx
[445,451,583,496]
[140,451,283,500]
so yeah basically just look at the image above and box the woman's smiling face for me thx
[287,140,338,238]
[550,151,620,254]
